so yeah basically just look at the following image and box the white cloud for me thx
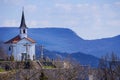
[2,20,19,27]
[3,0,25,5]
[40,20,51,27]
[114,1,120,6]
[103,3,110,9]
[55,3,72,12]
[25,5,37,13]
[106,20,120,27]
[27,20,38,27]
[26,20,51,27]
[76,3,89,8]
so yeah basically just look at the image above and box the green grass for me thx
[0,68,5,72]
[43,66,55,69]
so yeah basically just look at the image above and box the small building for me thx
[5,10,36,61]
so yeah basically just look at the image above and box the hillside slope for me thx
[36,49,99,67]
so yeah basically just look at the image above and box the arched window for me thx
[23,29,26,33]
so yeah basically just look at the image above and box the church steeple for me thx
[19,8,28,39]
[20,8,27,29]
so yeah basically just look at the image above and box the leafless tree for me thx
[97,53,120,80]
[0,41,8,60]
[44,58,89,80]
[0,54,91,80]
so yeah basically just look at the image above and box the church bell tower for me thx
[19,9,28,39]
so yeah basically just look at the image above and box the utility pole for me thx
[40,45,44,59]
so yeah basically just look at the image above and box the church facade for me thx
[5,10,36,61]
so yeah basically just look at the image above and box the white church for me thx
[5,10,36,61]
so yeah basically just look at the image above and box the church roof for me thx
[5,35,35,44]
[19,10,28,29]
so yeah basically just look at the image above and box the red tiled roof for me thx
[5,35,35,44]
[25,37,35,43]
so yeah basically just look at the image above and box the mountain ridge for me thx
[0,27,120,58]
[1,27,119,40]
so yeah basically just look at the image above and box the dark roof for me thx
[5,35,35,44]
[19,10,28,29]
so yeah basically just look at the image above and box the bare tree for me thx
[0,53,91,80]
[44,58,89,80]
[97,53,120,80]
[0,41,8,60]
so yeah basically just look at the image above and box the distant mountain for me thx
[70,52,99,67]
[0,27,120,58]
[84,35,120,57]
[35,49,99,67]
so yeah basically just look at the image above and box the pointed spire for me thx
[19,7,27,29]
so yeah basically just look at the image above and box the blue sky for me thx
[0,0,120,40]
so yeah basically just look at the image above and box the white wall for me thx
[12,39,35,61]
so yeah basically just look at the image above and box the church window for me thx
[23,29,26,33]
